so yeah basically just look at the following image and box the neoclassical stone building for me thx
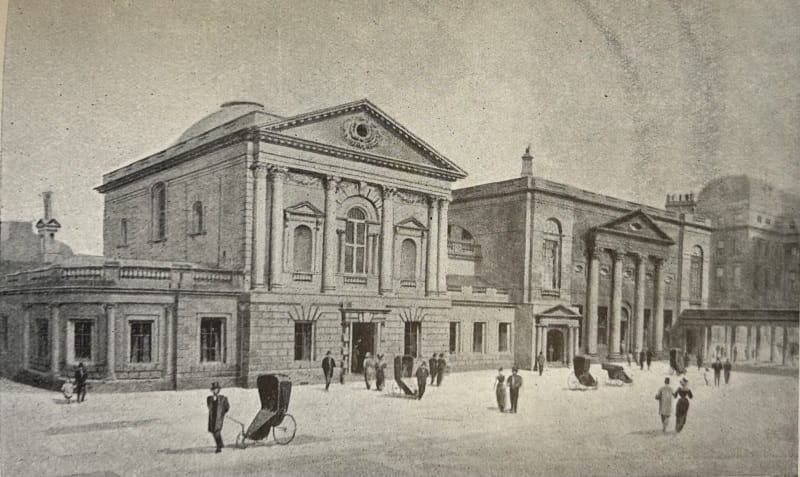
[449,149,713,368]
[0,100,516,391]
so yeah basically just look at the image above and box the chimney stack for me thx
[43,191,53,220]
[35,191,62,263]
[521,146,533,177]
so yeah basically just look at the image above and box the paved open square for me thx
[1,361,796,477]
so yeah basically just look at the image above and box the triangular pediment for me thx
[537,304,581,318]
[284,201,324,217]
[395,217,427,231]
[594,210,674,245]
[261,99,467,180]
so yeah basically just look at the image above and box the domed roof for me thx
[173,101,282,145]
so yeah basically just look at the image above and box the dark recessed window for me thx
[356,123,369,138]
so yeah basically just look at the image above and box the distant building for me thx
[449,149,713,368]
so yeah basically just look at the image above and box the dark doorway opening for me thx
[351,323,375,373]
[547,329,563,362]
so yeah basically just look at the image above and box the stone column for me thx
[437,198,449,295]
[567,328,575,365]
[251,162,269,287]
[634,253,646,354]
[782,326,788,366]
[105,305,116,380]
[770,326,776,363]
[755,326,762,360]
[746,326,752,360]
[380,187,396,295]
[22,306,30,369]
[586,246,600,355]
[609,250,624,359]
[426,197,439,297]
[653,258,665,354]
[702,326,709,361]
[269,166,287,290]
[50,304,60,377]
[322,175,340,292]
[542,328,549,362]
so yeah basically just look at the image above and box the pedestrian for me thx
[732,345,738,363]
[711,357,722,386]
[703,368,709,385]
[494,368,507,412]
[363,352,376,390]
[339,355,348,385]
[353,339,363,373]
[723,358,732,384]
[74,363,88,403]
[429,353,439,385]
[415,361,429,400]
[321,350,336,391]
[654,377,673,432]
[626,351,632,367]
[61,377,74,404]
[696,353,703,371]
[744,347,750,361]
[207,382,230,453]
[646,349,653,370]
[507,367,523,413]
[436,353,446,387]
[535,352,545,376]
[375,354,387,391]
[548,345,554,362]
[673,377,693,433]
[682,352,690,372]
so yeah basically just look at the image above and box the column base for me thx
[322,285,336,293]
[606,353,623,361]
[269,283,284,290]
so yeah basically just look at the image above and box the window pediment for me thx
[285,201,324,219]
[395,217,427,233]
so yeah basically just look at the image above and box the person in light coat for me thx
[654,377,673,432]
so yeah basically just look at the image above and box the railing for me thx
[292,272,313,282]
[195,270,234,282]
[447,284,512,302]
[120,267,170,280]
[61,267,103,280]
[343,276,367,285]
[400,279,416,288]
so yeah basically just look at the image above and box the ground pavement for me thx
[1,361,797,477]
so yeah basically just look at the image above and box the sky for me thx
[1,0,798,255]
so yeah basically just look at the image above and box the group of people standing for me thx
[494,367,523,413]
[707,357,733,386]
[655,377,694,433]
[60,362,89,404]
[413,353,447,400]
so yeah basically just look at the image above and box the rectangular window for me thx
[690,257,703,302]
[294,322,313,361]
[0,316,7,352]
[733,266,741,288]
[597,306,608,345]
[120,219,128,246]
[404,322,420,357]
[498,323,510,353]
[130,321,152,363]
[449,322,460,353]
[73,320,93,361]
[473,322,485,353]
[542,239,560,290]
[717,239,725,250]
[201,318,225,363]
[35,318,49,360]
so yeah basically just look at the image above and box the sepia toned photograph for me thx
[0,1,798,476]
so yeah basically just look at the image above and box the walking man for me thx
[74,363,88,403]
[711,357,723,387]
[732,346,738,363]
[436,353,447,387]
[321,351,336,391]
[639,350,646,370]
[507,367,523,413]
[646,349,653,370]
[429,353,439,385]
[415,361,429,400]
[535,352,545,376]
[654,377,673,432]
[207,382,230,453]
[723,358,732,384]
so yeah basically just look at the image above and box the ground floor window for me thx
[498,323,510,352]
[294,322,313,361]
[73,320,93,361]
[404,322,420,357]
[35,318,49,361]
[449,322,460,353]
[473,322,486,353]
[201,318,225,363]
[663,310,673,349]
[597,306,608,345]
[130,321,152,363]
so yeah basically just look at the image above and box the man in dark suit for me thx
[711,357,723,387]
[639,350,646,370]
[507,367,523,413]
[436,353,447,387]
[429,353,438,385]
[415,361,429,400]
[535,352,545,376]
[646,349,653,370]
[74,363,88,403]
[322,351,336,391]
[207,382,230,453]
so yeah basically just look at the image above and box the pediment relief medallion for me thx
[342,114,383,150]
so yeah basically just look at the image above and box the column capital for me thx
[427,195,440,207]
[438,196,451,207]
[611,249,626,261]
[268,164,289,178]
[250,161,270,176]
[325,175,341,188]
[49,303,62,311]
[104,303,116,312]
[382,186,397,200]
[587,244,602,258]
[653,256,666,269]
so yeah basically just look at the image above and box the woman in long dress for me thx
[363,352,377,390]
[673,377,693,432]
[495,368,507,412]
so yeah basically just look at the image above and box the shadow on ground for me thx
[47,419,159,436]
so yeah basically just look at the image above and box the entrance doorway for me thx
[351,323,375,373]
[547,329,563,362]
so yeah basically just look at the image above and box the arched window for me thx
[400,239,417,280]
[293,225,313,273]
[542,218,562,291]
[192,201,204,235]
[151,183,166,241]
[690,245,703,302]
[344,208,367,274]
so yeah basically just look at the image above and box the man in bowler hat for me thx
[321,350,336,391]
[207,382,230,453]
[415,361,429,400]
[507,367,523,413]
